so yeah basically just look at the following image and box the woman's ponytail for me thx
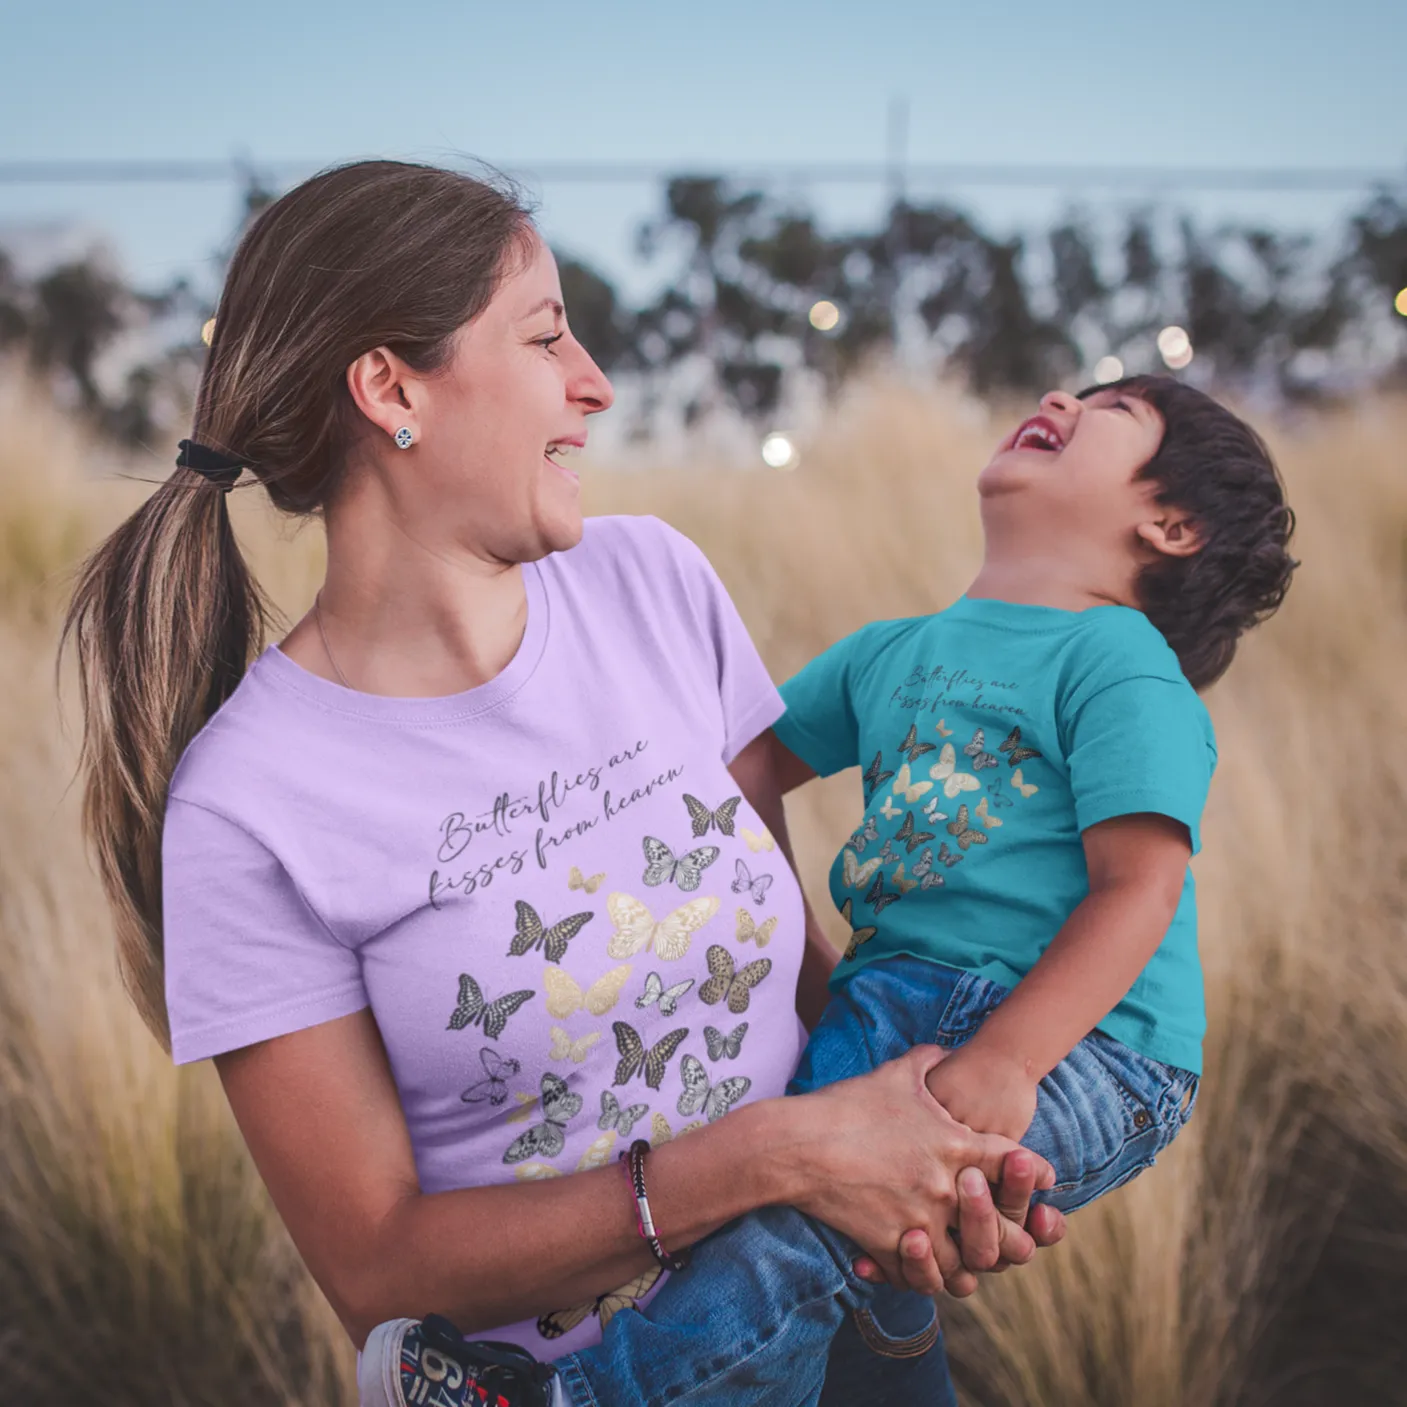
[62,472,268,1049]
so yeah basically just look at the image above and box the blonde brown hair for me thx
[62,160,535,1048]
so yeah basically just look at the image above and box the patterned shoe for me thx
[359,1314,559,1407]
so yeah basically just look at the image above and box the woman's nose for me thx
[1040,390,1080,416]
[569,345,615,414]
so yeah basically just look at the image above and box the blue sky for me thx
[2,0,1403,298]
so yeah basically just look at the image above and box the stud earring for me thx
[394,426,414,450]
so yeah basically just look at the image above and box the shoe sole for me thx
[358,1317,418,1407]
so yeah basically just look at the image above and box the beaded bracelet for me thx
[620,1138,691,1272]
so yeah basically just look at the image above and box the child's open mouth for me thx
[1009,417,1065,454]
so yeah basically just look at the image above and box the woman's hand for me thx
[771,1044,1054,1295]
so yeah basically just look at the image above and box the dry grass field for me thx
[1,367,1405,1404]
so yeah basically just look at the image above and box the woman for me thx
[64,161,1062,1407]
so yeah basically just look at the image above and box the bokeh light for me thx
[200,318,217,346]
[1395,287,1407,318]
[808,299,841,332]
[761,432,800,470]
[1156,325,1191,362]
[1093,355,1124,384]
[1163,344,1194,370]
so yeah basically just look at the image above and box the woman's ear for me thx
[1136,510,1203,559]
[346,347,418,445]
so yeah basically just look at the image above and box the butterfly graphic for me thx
[507,901,594,964]
[699,944,772,1015]
[740,826,776,853]
[736,908,777,948]
[891,861,918,894]
[1012,768,1039,798]
[929,744,982,798]
[598,1089,650,1137]
[963,729,999,771]
[890,763,933,804]
[641,837,720,892]
[984,777,1014,809]
[513,1132,619,1181]
[650,1111,704,1147]
[506,1091,540,1124]
[612,1020,689,1089]
[606,892,720,962]
[975,796,1003,829]
[537,1265,664,1341]
[864,872,903,913]
[568,865,605,894]
[730,859,773,906]
[935,718,954,737]
[876,840,899,865]
[842,847,882,890]
[879,797,902,821]
[922,796,950,822]
[897,724,937,764]
[460,1047,521,1107]
[894,810,936,854]
[862,751,895,801]
[848,816,879,853]
[839,897,878,962]
[549,1025,601,1064]
[677,1053,752,1123]
[704,1022,749,1060]
[947,805,989,851]
[1000,726,1043,766]
[683,793,741,838]
[502,1072,582,1164]
[447,974,535,1041]
[935,842,964,868]
[543,964,633,1021]
[909,849,946,890]
[636,970,695,1017]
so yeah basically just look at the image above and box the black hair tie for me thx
[175,439,245,491]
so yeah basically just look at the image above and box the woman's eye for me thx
[536,333,565,352]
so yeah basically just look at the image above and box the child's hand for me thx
[925,1046,1039,1145]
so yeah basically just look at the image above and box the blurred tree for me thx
[556,256,633,371]
[28,259,128,412]
[0,249,28,351]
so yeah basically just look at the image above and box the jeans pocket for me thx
[849,1304,940,1361]
[933,972,1011,1048]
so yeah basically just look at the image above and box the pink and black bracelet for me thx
[620,1138,691,1272]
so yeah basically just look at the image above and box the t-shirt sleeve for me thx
[163,797,369,1064]
[1066,677,1216,853]
[774,632,867,778]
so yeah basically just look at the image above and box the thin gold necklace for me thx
[313,592,353,689]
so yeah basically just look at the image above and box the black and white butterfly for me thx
[641,836,720,892]
[897,724,936,764]
[447,973,535,1041]
[704,1022,748,1061]
[922,796,950,823]
[935,841,964,868]
[502,1072,582,1164]
[864,872,903,913]
[699,944,772,1015]
[876,839,898,865]
[612,1020,689,1090]
[999,726,1042,766]
[507,900,594,964]
[985,776,1014,808]
[636,971,695,1018]
[677,1053,752,1123]
[460,1047,521,1106]
[894,810,936,854]
[683,793,741,838]
[848,816,879,853]
[909,849,946,891]
[598,1089,650,1137]
[963,729,999,771]
[730,859,773,906]
[862,751,895,801]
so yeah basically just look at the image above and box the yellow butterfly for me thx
[975,796,1004,829]
[543,964,633,1020]
[891,763,933,804]
[505,1091,539,1124]
[549,1025,601,1064]
[606,892,720,962]
[879,797,902,820]
[891,862,918,894]
[929,744,982,798]
[650,1111,704,1148]
[1012,768,1039,799]
[538,1265,663,1340]
[740,826,776,853]
[935,718,954,737]
[947,805,988,851]
[568,865,605,894]
[839,897,878,963]
[841,847,882,890]
[736,907,777,948]
[513,1132,619,1182]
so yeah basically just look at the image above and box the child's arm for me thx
[925,813,1190,1142]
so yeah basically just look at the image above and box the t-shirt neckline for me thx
[257,560,549,724]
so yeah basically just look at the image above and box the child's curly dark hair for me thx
[1077,375,1297,690]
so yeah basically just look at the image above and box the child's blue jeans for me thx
[555,956,1198,1407]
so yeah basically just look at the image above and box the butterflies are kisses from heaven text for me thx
[892,663,1028,719]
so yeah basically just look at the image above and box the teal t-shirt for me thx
[775,596,1216,1074]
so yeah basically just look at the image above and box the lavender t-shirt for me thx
[163,514,806,1356]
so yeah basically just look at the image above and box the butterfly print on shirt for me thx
[735,908,776,948]
[963,729,999,771]
[447,974,535,1041]
[947,805,988,851]
[460,1047,521,1107]
[636,970,695,1017]
[612,1020,689,1089]
[731,859,773,905]
[677,1053,752,1123]
[894,810,935,854]
[864,871,902,913]
[848,816,879,853]
[698,944,772,1015]
[704,1022,748,1060]
[568,865,605,894]
[862,752,895,802]
[682,793,741,838]
[502,1071,583,1164]
[598,1089,650,1137]
[1000,726,1043,766]
[507,901,594,964]
[839,897,879,962]
[543,963,633,1020]
[641,836,721,892]
[537,1266,663,1342]
[607,892,720,962]
[897,724,937,764]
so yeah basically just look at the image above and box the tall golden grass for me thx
[2,367,1405,1403]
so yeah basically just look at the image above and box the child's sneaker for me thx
[359,1313,560,1407]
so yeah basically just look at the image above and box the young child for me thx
[367,375,1296,1407]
